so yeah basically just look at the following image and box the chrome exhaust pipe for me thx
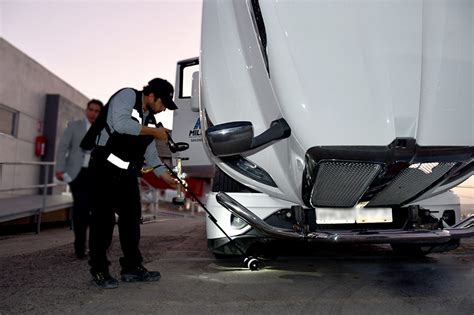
[446,215,474,239]
[216,192,473,244]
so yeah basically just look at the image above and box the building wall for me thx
[0,38,89,197]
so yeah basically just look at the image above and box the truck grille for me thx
[311,162,382,207]
[303,141,471,208]
[368,162,455,206]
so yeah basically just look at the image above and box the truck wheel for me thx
[243,256,260,271]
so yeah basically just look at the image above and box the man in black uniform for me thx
[82,78,178,289]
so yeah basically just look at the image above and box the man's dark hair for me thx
[87,99,104,109]
[142,78,178,110]
[143,83,156,97]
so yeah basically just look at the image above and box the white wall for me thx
[0,38,89,197]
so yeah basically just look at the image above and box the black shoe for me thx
[91,271,119,289]
[121,265,161,282]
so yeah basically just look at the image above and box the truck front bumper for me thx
[216,192,474,244]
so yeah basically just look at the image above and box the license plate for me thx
[316,207,392,224]
[355,207,393,223]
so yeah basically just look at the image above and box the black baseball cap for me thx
[146,78,178,110]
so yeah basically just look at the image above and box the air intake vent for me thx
[368,162,455,206]
[311,162,382,207]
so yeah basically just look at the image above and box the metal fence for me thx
[0,161,66,233]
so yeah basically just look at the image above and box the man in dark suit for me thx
[56,99,103,259]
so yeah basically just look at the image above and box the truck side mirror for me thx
[206,122,254,156]
[206,119,291,157]
[191,71,200,112]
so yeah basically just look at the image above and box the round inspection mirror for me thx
[169,142,189,153]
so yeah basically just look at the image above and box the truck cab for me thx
[172,0,474,257]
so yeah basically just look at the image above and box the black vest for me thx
[81,88,157,172]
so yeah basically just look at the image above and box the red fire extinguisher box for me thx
[35,135,47,157]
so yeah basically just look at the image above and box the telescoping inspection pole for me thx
[162,163,261,270]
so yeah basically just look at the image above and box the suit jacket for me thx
[56,119,88,181]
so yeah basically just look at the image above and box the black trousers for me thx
[69,167,92,256]
[88,155,143,274]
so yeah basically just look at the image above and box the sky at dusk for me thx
[0,0,203,129]
[0,0,472,202]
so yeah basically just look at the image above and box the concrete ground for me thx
[0,207,473,314]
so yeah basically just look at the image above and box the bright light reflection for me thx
[409,162,439,174]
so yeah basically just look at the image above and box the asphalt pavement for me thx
[0,206,473,314]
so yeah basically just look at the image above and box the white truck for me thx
[172,0,473,260]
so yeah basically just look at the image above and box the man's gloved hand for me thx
[152,127,170,141]
[160,171,178,189]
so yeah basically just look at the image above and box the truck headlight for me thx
[230,214,248,229]
[222,155,277,187]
